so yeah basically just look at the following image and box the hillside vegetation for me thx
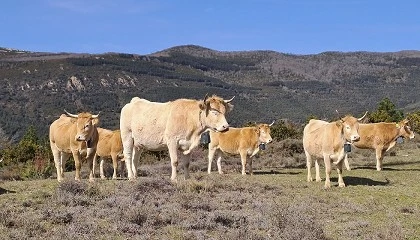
[1,45,420,143]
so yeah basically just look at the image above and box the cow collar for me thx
[86,139,93,148]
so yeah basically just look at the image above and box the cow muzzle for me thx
[350,135,360,142]
[75,135,87,141]
[215,124,229,132]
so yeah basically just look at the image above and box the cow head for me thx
[199,94,234,132]
[337,111,367,143]
[397,119,415,139]
[64,110,99,142]
[256,122,274,144]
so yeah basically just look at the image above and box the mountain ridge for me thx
[1,45,420,143]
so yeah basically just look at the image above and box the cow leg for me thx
[207,147,216,174]
[167,141,179,182]
[122,137,135,180]
[180,151,191,180]
[72,151,82,181]
[100,158,106,179]
[92,154,98,179]
[183,135,200,155]
[216,151,224,175]
[86,148,96,182]
[315,159,322,182]
[249,157,254,175]
[131,147,142,179]
[305,150,313,182]
[51,146,64,182]
[240,151,247,175]
[323,155,332,188]
[61,153,70,179]
[336,160,346,187]
[344,154,351,171]
[111,153,118,179]
[376,148,385,171]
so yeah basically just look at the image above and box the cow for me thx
[92,128,124,179]
[49,110,99,182]
[207,122,274,175]
[342,119,415,171]
[120,94,234,181]
[303,112,367,188]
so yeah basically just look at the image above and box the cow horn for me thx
[358,111,368,121]
[64,109,78,118]
[91,112,100,119]
[269,120,275,126]
[203,93,209,102]
[224,96,235,103]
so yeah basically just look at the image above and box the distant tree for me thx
[369,97,404,123]
[406,111,420,134]
[0,126,53,179]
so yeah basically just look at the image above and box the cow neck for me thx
[198,110,206,134]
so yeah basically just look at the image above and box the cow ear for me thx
[225,102,234,113]
[403,119,409,124]
[336,120,343,127]
[92,118,99,126]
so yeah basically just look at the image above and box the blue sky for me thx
[1,0,419,55]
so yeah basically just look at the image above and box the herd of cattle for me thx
[48,94,416,188]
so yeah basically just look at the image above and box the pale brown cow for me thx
[303,112,367,188]
[342,119,415,171]
[49,110,99,182]
[120,94,234,181]
[207,122,274,175]
[93,128,124,179]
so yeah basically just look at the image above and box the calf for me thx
[343,119,415,171]
[207,122,274,175]
[93,128,124,179]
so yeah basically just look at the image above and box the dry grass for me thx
[1,139,420,239]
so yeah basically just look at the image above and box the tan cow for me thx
[343,119,415,171]
[207,122,274,175]
[93,128,124,179]
[120,94,234,181]
[49,110,99,182]
[303,112,367,188]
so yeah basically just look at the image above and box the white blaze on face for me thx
[258,125,273,144]
[343,122,360,143]
[75,118,93,141]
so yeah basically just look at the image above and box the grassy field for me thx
[1,140,420,240]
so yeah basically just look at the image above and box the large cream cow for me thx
[120,94,234,181]
[207,122,274,175]
[303,112,367,188]
[49,110,99,182]
[93,128,124,179]
[343,119,415,171]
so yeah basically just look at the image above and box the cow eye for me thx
[211,110,219,116]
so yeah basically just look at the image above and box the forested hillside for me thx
[1,45,420,143]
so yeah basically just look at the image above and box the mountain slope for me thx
[1,45,420,143]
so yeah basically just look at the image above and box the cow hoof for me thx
[171,178,178,183]
[316,178,322,182]
[307,177,313,182]
[339,183,346,187]
[218,172,224,175]
[376,168,382,171]
[183,150,191,155]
